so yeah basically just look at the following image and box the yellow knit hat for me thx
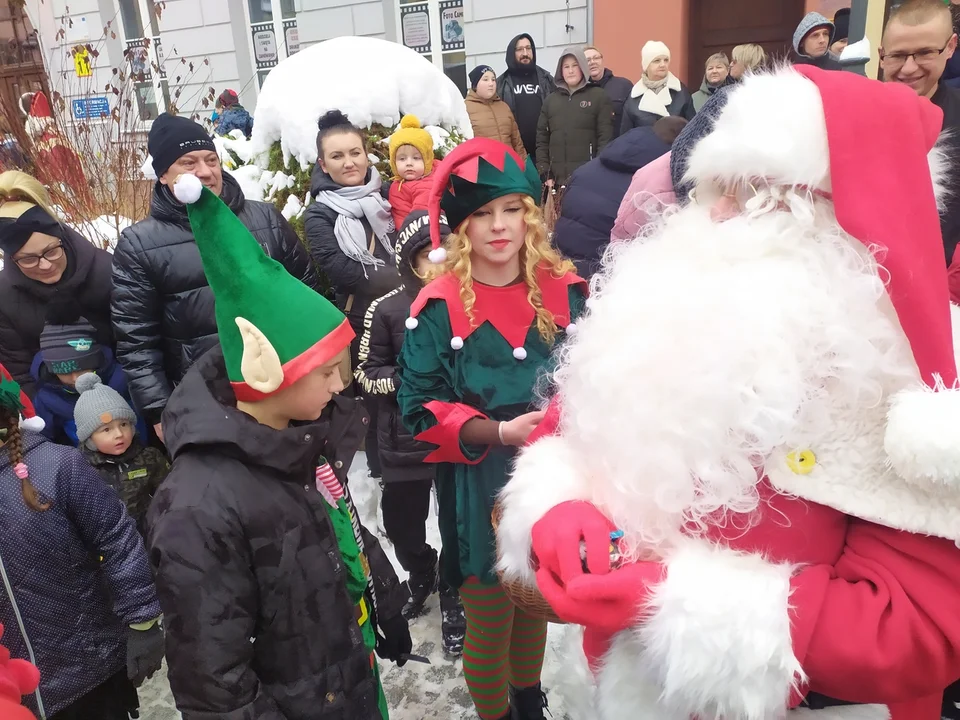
[389,115,435,177]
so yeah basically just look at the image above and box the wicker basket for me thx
[491,501,565,624]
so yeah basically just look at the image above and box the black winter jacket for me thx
[304,166,401,340]
[933,82,960,265]
[497,34,557,158]
[149,347,405,720]
[621,77,696,132]
[554,127,671,278]
[596,69,634,138]
[354,212,434,483]
[111,174,319,425]
[537,82,614,185]
[0,228,113,398]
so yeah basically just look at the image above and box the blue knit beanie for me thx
[670,86,731,201]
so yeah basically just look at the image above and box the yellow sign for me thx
[74,47,92,78]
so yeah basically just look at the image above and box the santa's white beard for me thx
[554,201,914,556]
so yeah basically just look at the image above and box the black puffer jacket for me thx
[621,76,696,132]
[304,166,401,341]
[149,346,405,720]
[496,34,557,158]
[111,174,319,425]
[354,210,437,483]
[537,49,614,185]
[0,228,113,398]
[596,68,634,139]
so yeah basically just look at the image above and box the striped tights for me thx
[459,576,547,720]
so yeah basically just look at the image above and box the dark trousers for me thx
[381,479,437,577]
[50,671,138,720]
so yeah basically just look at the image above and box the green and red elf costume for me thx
[154,174,408,719]
[397,138,587,720]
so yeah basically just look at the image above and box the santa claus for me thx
[496,65,960,720]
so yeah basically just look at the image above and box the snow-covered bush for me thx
[214,37,471,244]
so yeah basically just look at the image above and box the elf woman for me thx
[397,138,586,720]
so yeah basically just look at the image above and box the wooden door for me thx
[687,0,807,87]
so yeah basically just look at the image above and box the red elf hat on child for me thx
[169,174,354,400]
[683,64,960,486]
[0,364,44,433]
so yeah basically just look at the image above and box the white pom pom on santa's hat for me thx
[428,246,447,264]
[173,173,203,204]
[885,382,960,486]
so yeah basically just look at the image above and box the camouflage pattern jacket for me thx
[82,441,169,538]
[148,347,405,720]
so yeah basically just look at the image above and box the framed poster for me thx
[401,3,431,54]
[439,0,464,52]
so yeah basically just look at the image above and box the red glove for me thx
[0,623,40,716]
[531,500,618,585]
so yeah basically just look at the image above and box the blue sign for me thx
[72,96,110,120]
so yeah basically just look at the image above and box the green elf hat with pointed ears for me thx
[171,174,354,401]
[426,137,541,264]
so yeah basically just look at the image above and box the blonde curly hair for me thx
[429,195,575,345]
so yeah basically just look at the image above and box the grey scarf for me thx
[314,171,395,269]
[642,75,669,94]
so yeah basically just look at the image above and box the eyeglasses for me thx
[14,244,64,269]
[879,41,952,69]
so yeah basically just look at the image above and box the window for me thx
[0,1,42,67]
[247,0,295,23]
[118,0,160,40]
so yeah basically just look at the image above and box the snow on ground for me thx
[138,451,584,720]
[251,36,473,170]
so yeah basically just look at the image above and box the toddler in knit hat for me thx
[383,114,442,229]
[74,373,169,537]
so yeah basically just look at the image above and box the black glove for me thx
[375,613,412,667]
[126,623,164,687]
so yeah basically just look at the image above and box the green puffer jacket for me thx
[82,441,169,537]
[536,48,614,185]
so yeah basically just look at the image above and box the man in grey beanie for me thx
[793,11,844,70]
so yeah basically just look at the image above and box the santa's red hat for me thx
[0,364,44,433]
[683,65,959,486]
[28,92,52,119]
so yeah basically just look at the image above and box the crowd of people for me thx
[0,1,960,719]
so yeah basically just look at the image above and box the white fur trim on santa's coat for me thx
[682,66,946,209]
[496,435,592,588]
[595,540,803,720]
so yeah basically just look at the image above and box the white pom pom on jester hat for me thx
[429,246,447,264]
[173,173,203,204]
[19,416,45,433]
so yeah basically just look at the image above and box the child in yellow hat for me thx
[383,114,442,228]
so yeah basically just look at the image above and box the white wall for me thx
[297,0,387,47]
[155,0,243,121]
[462,0,589,77]
[26,0,120,125]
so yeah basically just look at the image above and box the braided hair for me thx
[0,408,50,512]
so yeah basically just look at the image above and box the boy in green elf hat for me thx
[147,174,411,720]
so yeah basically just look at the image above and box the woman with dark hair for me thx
[0,171,113,399]
[305,110,400,477]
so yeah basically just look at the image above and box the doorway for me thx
[0,0,48,124]
[687,0,806,87]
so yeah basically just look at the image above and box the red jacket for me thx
[386,161,442,229]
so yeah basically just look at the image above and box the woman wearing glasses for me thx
[0,171,114,398]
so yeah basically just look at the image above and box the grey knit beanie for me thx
[73,373,137,444]
[670,86,731,202]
